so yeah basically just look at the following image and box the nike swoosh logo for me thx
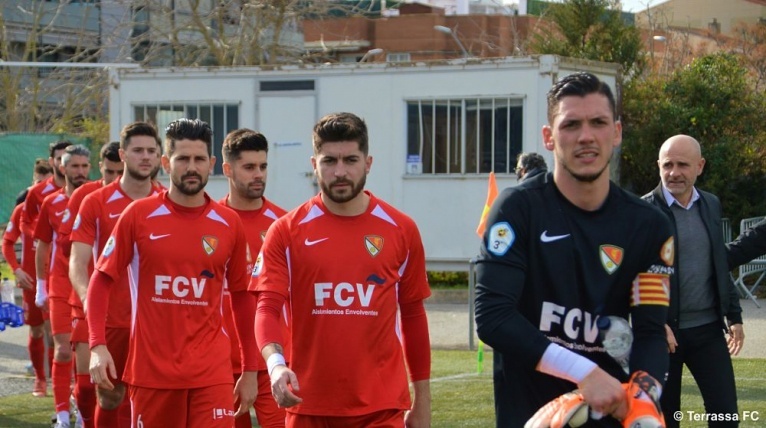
[149,233,171,240]
[55,210,66,217]
[540,230,570,243]
[108,213,120,219]
[304,237,328,246]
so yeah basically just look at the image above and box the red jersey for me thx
[251,191,430,416]
[219,196,288,373]
[95,192,250,389]
[2,204,37,280]
[33,189,71,299]
[72,180,160,327]
[21,176,61,237]
[59,180,103,315]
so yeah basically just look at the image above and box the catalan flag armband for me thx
[630,273,670,307]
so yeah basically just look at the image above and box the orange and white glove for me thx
[621,371,665,428]
[525,391,590,428]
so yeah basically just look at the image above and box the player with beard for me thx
[251,112,432,428]
[34,145,92,428]
[87,118,258,427]
[475,73,673,427]
[21,141,72,237]
[70,123,163,428]
[219,129,288,428]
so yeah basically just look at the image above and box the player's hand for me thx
[405,380,431,428]
[578,367,626,419]
[727,323,745,356]
[13,268,33,290]
[233,371,258,418]
[34,279,48,309]
[664,324,678,353]
[89,345,117,390]
[269,365,302,408]
[620,371,665,428]
[525,391,589,428]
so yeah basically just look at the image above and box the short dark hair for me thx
[34,158,53,176]
[312,112,368,155]
[517,152,547,172]
[49,140,73,158]
[546,72,617,124]
[120,121,161,151]
[222,129,268,163]
[164,118,213,157]
[100,141,122,162]
[15,189,29,206]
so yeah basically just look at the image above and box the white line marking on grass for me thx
[432,373,482,383]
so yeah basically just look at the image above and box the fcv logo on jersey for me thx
[539,301,600,344]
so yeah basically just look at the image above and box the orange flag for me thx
[476,172,498,237]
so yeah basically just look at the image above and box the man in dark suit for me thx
[642,134,743,428]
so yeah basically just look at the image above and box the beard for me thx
[235,180,265,201]
[126,164,152,181]
[172,172,207,196]
[558,153,610,183]
[320,175,366,204]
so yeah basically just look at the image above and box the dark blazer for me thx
[727,218,766,269]
[642,184,743,329]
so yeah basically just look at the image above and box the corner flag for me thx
[475,172,498,237]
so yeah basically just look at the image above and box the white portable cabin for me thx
[109,55,620,271]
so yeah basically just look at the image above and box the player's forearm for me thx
[255,290,287,355]
[400,299,431,381]
[230,290,259,371]
[474,261,551,367]
[69,242,93,303]
[87,270,113,348]
[629,305,668,384]
[34,240,50,281]
[1,239,20,271]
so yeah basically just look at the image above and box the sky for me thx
[619,0,669,13]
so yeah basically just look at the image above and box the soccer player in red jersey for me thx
[252,112,432,428]
[34,145,92,428]
[87,118,258,428]
[70,123,162,428]
[53,141,123,428]
[21,141,72,237]
[2,161,53,397]
[220,129,288,428]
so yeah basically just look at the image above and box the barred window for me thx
[406,98,523,175]
[133,103,239,175]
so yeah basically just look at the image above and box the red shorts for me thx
[22,288,45,326]
[71,317,89,344]
[232,371,285,428]
[128,383,234,428]
[49,297,72,335]
[106,327,130,383]
[286,409,404,428]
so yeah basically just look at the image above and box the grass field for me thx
[1,351,764,427]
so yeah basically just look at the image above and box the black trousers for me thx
[662,322,738,427]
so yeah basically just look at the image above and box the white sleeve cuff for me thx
[537,343,597,384]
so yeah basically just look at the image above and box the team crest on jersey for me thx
[365,235,384,257]
[488,222,514,256]
[202,235,218,256]
[660,237,675,266]
[252,253,263,278]
[102,236,116,258]
[73,214,81,231]
[260,231,267,242]
[600,245,624,274]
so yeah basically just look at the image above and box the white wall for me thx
[110,56,620,271]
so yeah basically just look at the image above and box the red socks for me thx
[51,360,72,412]
[28,336,46,380]
[74,374,96,428]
